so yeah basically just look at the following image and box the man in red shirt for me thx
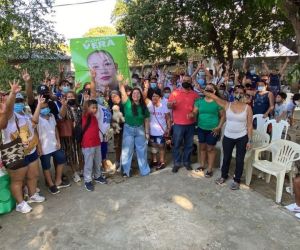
[82,99,107,191]
[168,76,198,173]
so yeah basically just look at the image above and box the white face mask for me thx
[257,86,265,92]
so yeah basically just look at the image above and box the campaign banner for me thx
[70,35,130,92]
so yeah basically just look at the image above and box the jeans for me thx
[82,146,102,182]
[221,135,248,183]
[172,124,195,167]
[121,124,150,176]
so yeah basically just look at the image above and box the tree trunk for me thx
[283,0,300,62]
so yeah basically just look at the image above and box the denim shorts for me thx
[150,135,166,145]
[198,128,219,146]
[40,149,66,170]
[24,150,39,166]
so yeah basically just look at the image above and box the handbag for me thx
[0,116,25,170]
[57,119,73,137]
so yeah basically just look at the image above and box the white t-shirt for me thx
[96,104,112,142]
[37,114,58,155]
[287,100,297,118]
[274,103,287,119]
[147,101,169,136]
[2,112,36,155]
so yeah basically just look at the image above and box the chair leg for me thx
[245,161,253,186]
[275,172,285,203]
[289,171,294,196]
[266,174,271,183]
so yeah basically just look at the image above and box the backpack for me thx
[74,115,92,143]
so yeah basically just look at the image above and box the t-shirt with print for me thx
[147,101,170,136]
[37,114,58,155]
[168,89,198,125]
[96,104,112,142]
[2,112,38,156]
[274,103,287,119]
[81,114,101,148]
[123,99,150,127]
[195,98,222,130]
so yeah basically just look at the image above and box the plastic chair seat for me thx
[253,160,286,175]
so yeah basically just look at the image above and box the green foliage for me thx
[287,63,300,85]
[115,0,294,66]
[0,0,64,88]
[83,26,117,37]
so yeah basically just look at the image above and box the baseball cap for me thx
[37,85,50,95]
[16,93,24,99]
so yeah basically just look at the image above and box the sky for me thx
[50,0,117,40]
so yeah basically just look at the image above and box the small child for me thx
[37,102,70,195]
[287,93,300,126]
[274,92,288,122]
[82,99,107,191]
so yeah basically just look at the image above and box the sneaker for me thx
[85,181,94,191]
[16,201,32,214]
[49,185,60,195]
[57,179,71,189]
[28,193,45,203]
[73,172,81,183]
[230,181,240,190]
[94,175,108,184]
[172,165,180,173]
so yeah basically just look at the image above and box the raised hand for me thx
[75,81,82,90]
[234,69,239,78]
[44,70,50,79]
[117,73,124,83]
[83,92,90,102]
[59,96,67,106]
[37,95,46,105]
[21,69,30,82]
[9,79,21,94]
[58,63,64,73]
[90,68,97,79]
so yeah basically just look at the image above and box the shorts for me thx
[24,150,39,166]
[198,128,219,146]
[40,149,66,170]
[149,135,166,146]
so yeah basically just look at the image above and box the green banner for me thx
[70,35,130,92]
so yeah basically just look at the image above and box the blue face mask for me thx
[228,80,234,86]
[199,71,206,77]
[164,93,170,99]
[14,103,24,113]
[150,82,157,89]
[257,86,265,92]
[40,107,51,116]
[97,97,104,105]
[62,86,70,93]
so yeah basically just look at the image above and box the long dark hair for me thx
[129,87,147,116]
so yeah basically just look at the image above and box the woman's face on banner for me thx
[88,52,117,91]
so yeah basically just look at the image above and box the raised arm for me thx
[202,90,228,109]
[279,57,290,76]
[262,60,270,74]
[242,58,248,74]
[32,95,45,124]
[90,69,97,99]
[22,69,34,105]
[117,74,128,104]
[6,80,21,120]
[191,62,203,80]
[0,103,7,129]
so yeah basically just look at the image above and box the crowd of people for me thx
[0,57,300,215]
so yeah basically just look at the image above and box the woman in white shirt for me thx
[147,88,171,170]
[202,85,253,190]
[2,86,45,214]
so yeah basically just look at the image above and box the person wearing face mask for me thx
[59,91,83,183]
[168,76,199,173]
[252,81,274,118]
[90,70,112,173]
[37,101,71,195]
[59,80,72,95]
[287,93,300,126]
[188,84,225,178]
[273,92,288,123]
[243,58,260,89]
[202,85,253,190]
[2,85,46,214]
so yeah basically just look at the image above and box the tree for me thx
[0,0,65,88]
[83,26,117,37]
[115,0,294,67]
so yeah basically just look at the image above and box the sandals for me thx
[156,162,166,171]
[205,170,213,178]
[215,177,226,185]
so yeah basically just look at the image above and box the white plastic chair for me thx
[253,114,269,133]
[245,139,300,203]
[232,130,270,172]
[264,119,289,142]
